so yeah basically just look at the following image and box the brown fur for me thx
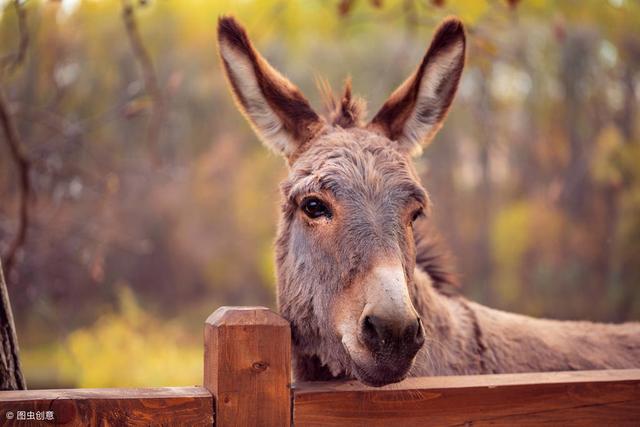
[217,17,324,156]
[408,267,640,376]
[318,77,367,129]
[217,16,640,387]
[368,18,465,155]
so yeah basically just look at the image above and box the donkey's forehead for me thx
[284,128,427,204]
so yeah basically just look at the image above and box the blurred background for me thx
[1,0,639,389]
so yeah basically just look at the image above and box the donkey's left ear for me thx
[217,16,324,160]
[368,18,465,156]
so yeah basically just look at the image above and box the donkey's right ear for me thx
[217,17,324,159]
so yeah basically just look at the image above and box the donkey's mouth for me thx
[350,358,412,387]
[341,335,418,387]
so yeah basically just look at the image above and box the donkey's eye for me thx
[301,197,331,219]
[411,208,424,223]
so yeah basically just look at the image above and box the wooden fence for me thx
[1,306,639,426]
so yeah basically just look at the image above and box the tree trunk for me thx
[0,260,26,390]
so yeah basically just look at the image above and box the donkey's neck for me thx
[408,268,488,376]
[289,265,640,381]
[410,267,640,376]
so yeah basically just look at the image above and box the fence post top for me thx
[205,306,289,327]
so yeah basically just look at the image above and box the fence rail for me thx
[1,306,639,426]
[293,370,640,426]
[0,387,212,426]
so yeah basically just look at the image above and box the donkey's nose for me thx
[359,314,425,353]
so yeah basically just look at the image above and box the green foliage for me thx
[57,286,201,387]
[592,125,625,187]
[491,201,532,306]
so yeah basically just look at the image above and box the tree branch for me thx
[0,89,31,280]
[0,0,29,76]
[0,0,31,280]
[121,0,165,163]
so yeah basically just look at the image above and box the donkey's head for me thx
[217,16,465,386]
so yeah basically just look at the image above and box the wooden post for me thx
[204,306,291,427]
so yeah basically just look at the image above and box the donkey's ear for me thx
[368,18,465,156]
[217,17,324,158]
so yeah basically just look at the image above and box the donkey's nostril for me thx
[361,315,381,348]
[363,315,374,332]
[403,317,421,342]
[361,314,400,352]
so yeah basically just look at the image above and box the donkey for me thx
[217,16,640,387]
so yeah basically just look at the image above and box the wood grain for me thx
[0,386,213,426]
[293,369,640,426]
[204,306,291,427]
[4,308,638,427]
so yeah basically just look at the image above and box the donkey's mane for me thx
[413,219,460,296]
[317,78,367,129]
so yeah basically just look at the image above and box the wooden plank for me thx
[204,306,291,427]
[293,369,640,426]
[0,386,213,426]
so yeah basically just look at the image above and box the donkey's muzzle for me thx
[359,314,425,357]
